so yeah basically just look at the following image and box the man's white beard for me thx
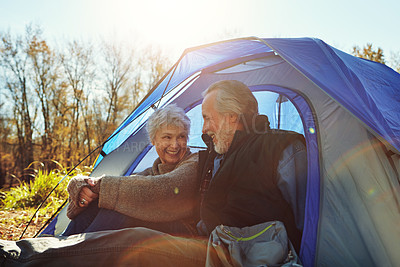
[214,125,234,155]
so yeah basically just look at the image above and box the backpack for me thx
[205,221,302,267]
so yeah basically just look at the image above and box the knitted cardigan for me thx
[67,151,199,222]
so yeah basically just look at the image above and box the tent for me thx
[41,37,400,267]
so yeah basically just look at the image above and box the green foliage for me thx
[0,164,91,210]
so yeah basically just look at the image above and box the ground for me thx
[0,210,46,241]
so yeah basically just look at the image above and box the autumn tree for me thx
[95,42,171,143]
[0,24,173,183]
[27,29,60,161]
[0,101,12,187]
[140,45,172,92]
[389,51,400,73]
[0,27,37,180]
[352,43,385,64]
[59,40,95,165]
[98,40,135,141]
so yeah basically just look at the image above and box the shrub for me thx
[0,163,92,210]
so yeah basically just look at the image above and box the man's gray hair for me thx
[202,80,258,123]
[146,104,191,142]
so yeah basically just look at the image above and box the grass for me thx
[0,162,92,240]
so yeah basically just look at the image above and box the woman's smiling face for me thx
[152,125,188,165]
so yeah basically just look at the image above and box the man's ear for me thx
[228,113,244,131]
[228,113,239,123]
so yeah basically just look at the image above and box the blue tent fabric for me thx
[97,38,400,166]
[40,216,57,236]
[263,38,400,153]
[95,39,273,166]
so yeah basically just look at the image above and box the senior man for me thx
[196,80,304,251]
[0,80,306,267]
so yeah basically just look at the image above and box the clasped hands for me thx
[78,178,100,208]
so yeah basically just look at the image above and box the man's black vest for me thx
[198,121,304,250]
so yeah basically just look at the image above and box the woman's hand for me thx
[78,178,100,207]
[87,177,100,187]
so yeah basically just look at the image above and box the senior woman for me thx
[62,104,199,236]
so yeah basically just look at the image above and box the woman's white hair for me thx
[202,80,258,123]
[146,104,191,142]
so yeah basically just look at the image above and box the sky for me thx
[0,0,399,63]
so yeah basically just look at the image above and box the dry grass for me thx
[0,209,50,240]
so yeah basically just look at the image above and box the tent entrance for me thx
[126,85,321,264]
[250,85,320,263]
